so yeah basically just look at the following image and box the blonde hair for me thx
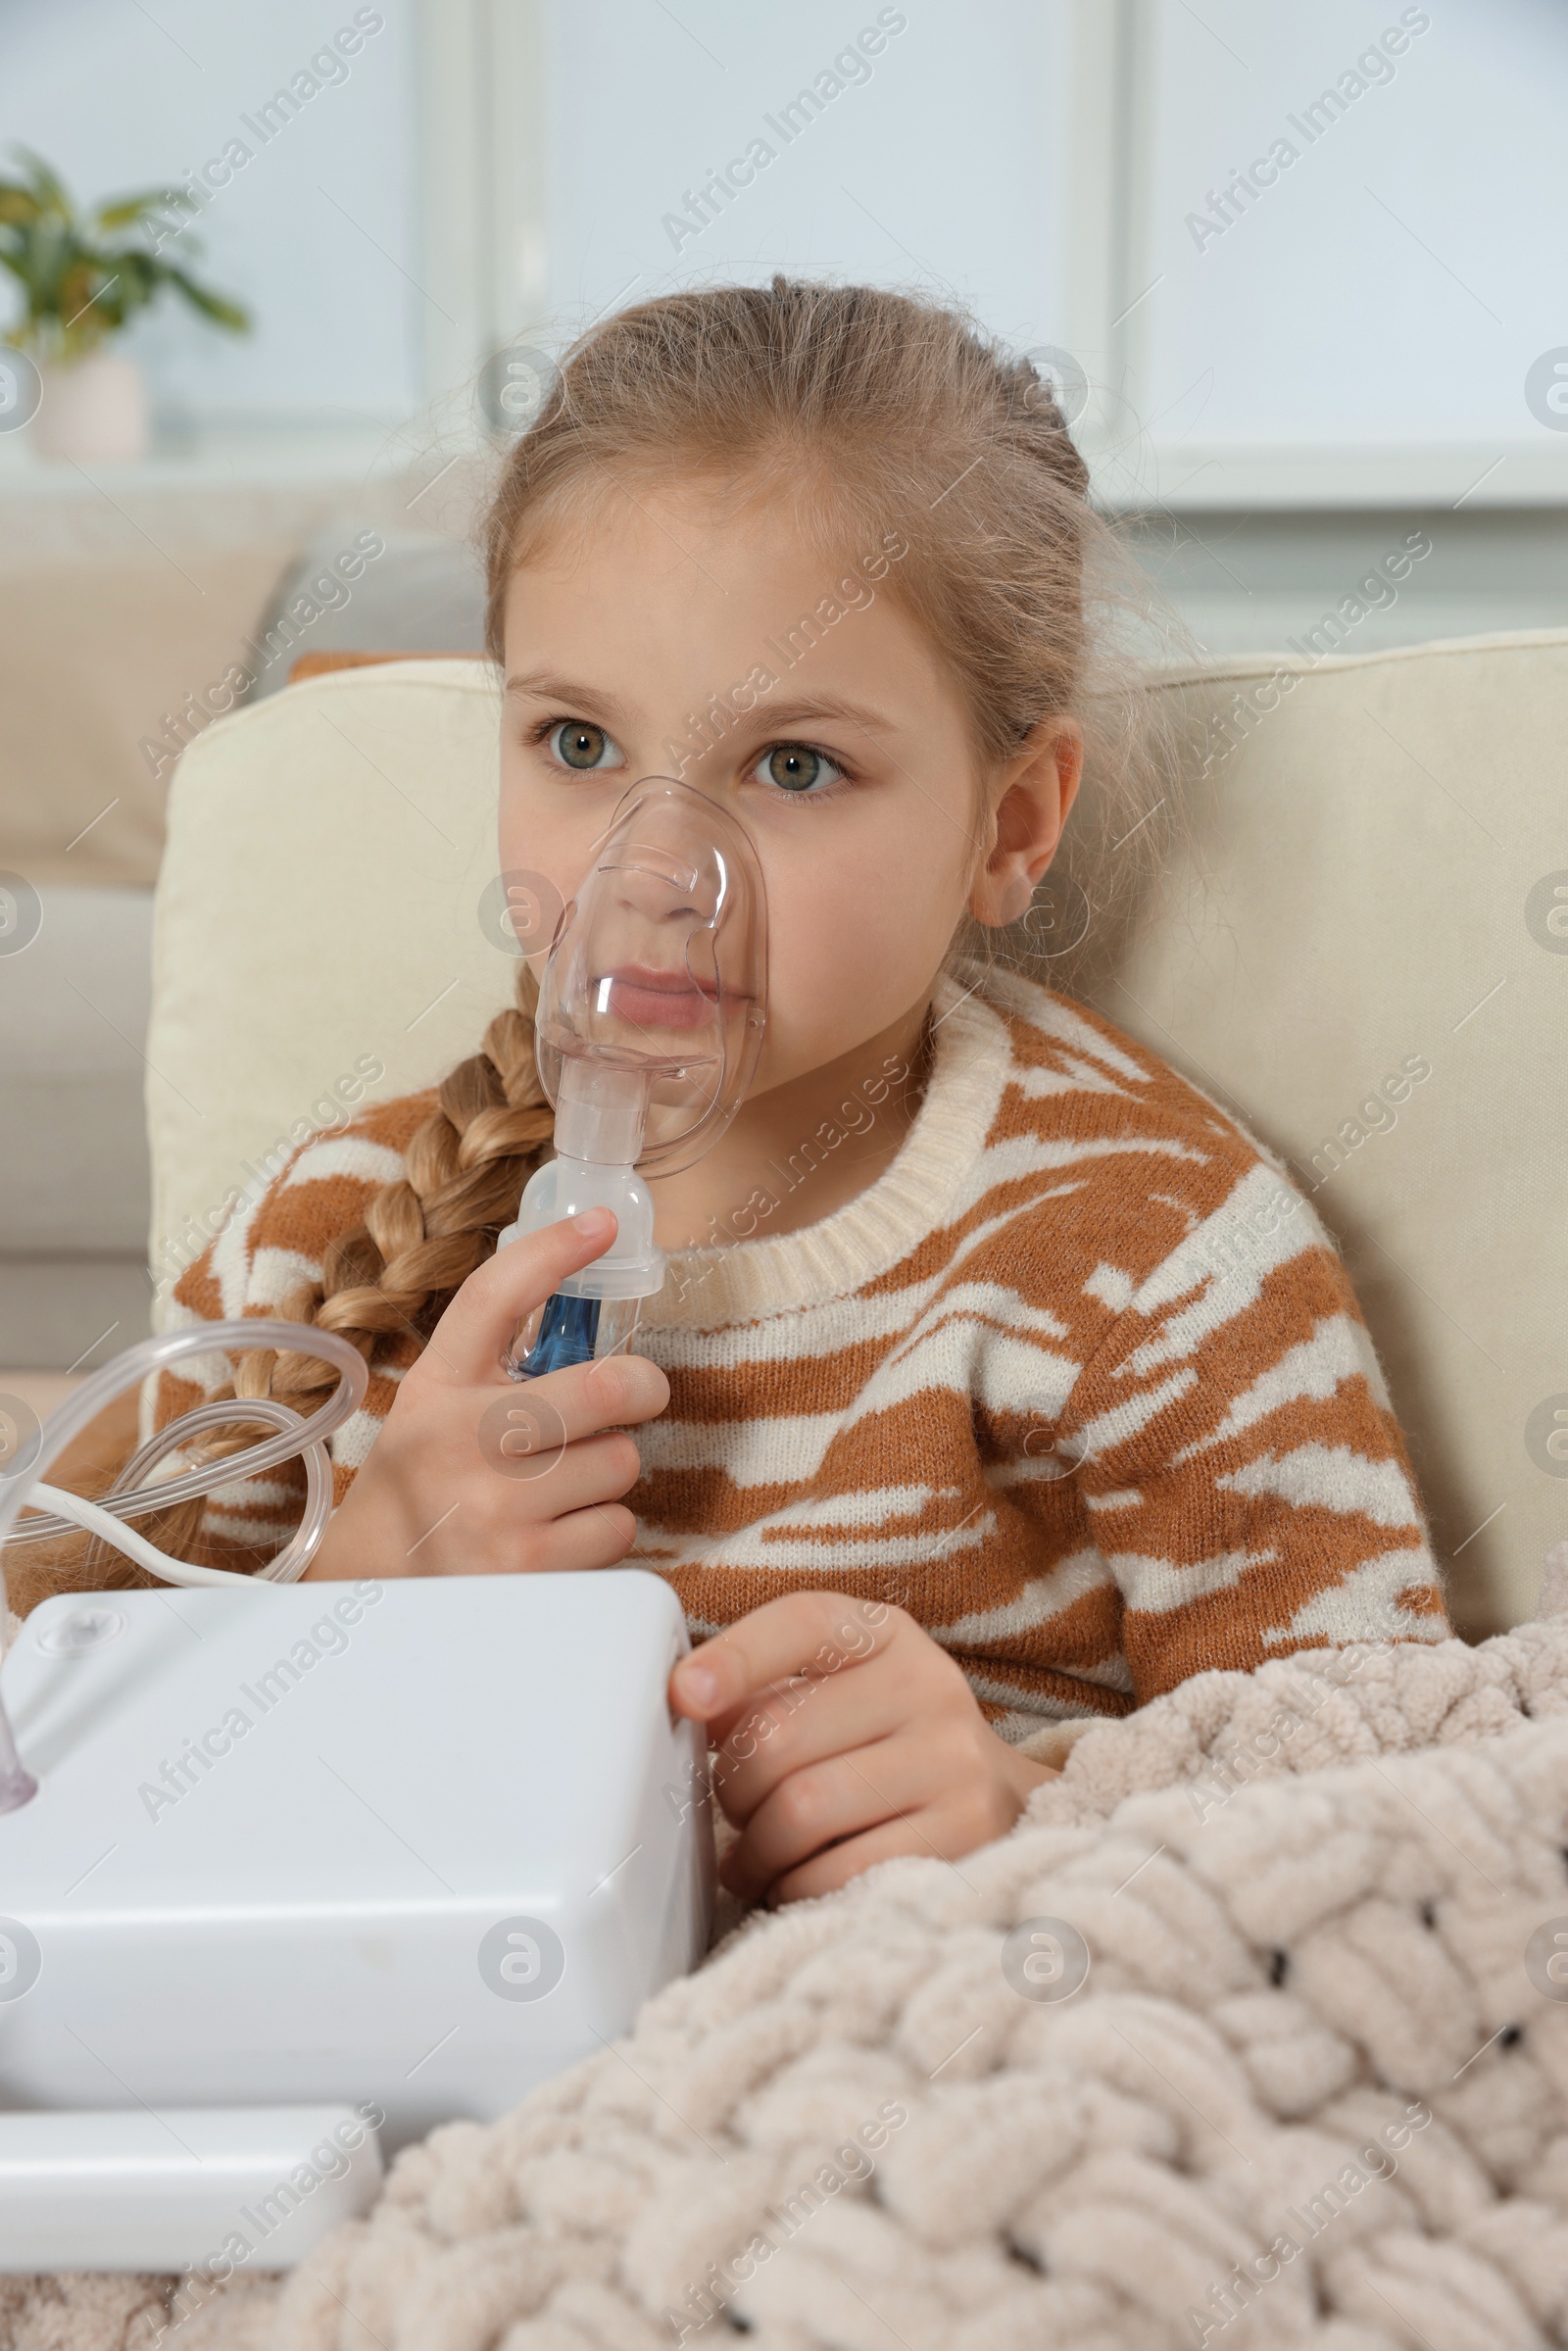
[49,276,1175,1592]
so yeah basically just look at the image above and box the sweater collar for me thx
[641,972,1014,1331]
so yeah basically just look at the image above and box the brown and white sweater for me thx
[156,968,1449,1739]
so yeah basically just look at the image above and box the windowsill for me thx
[5,419,1564,512]
[0,417,451,496]
[1090,440,1568,514]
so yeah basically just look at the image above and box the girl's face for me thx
[498,475,1076,1100]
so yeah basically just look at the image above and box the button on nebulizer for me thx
[496,778,767,1378]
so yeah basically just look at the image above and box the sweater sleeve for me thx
[147,1108,423,1567]
[147,1170,324,1573]
[1057,1164,1448,1702]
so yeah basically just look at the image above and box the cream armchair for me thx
[146,640,1568,1637]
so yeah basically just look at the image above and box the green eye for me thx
[550,720,614,770]
[760,744,838,794]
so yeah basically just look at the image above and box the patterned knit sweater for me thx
[156,968,1449,1739]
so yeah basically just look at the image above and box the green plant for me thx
[0,147,248,365]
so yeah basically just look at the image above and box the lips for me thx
[601,965,718,1032]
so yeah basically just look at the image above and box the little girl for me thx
[152,277,1447,1905]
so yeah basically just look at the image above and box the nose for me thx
[605,842,712,933]
[608,879,703,944]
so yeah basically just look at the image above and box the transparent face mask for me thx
[536,775,767,1172]
[499,777,768,1375]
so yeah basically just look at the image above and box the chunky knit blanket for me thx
[14,1584,1568,2351]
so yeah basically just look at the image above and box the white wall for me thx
[4,0,1566,467]
[540,0,1070,359]
[1135,0,1568,449]
[0,0,422,424]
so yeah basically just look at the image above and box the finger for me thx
[522,1347,670,1445]
[426,1209,618,1383]
[473,1428,644,1520]
[522,1500,638,1574]
[669,1589,895,1729]
[710,1655,913,1826]
[768,1813,946,1906]
[720,1739,908,1899]
[454,1498,637,1576]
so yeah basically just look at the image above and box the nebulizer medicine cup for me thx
[497,776,767,1377]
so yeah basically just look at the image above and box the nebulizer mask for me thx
[497,775,767,1375]
[0,779,765,2273]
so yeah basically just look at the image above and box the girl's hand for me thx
[305,1207,668,1581]
[668,1591,1055,1904]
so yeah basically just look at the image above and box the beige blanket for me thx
[12,1596,1568,2351]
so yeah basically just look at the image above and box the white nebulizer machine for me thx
[0,777,766,2277]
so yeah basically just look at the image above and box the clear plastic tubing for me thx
[0,1322,368,1812]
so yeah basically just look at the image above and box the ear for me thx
[968,718,1084,929]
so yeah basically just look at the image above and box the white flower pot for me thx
[33,351,149,462]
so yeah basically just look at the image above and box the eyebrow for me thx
[504,672,899,742]
[504,668,638,728]
[746,693,897,736]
